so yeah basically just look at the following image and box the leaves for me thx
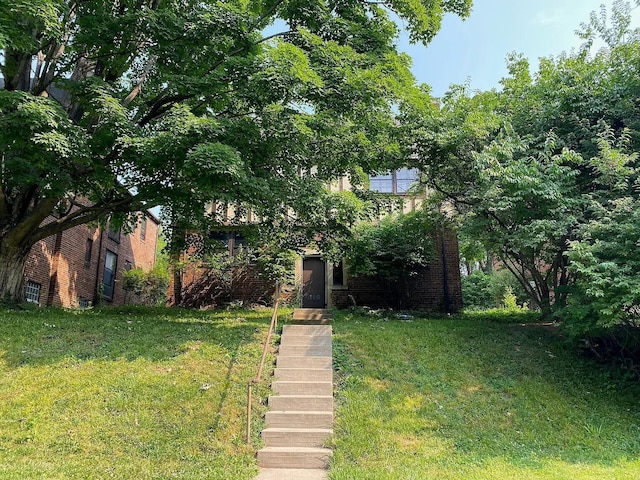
[0,0,471,301]
[345,209,438,281]
[409,2,640,320]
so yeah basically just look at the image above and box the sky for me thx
[397,0,639,98]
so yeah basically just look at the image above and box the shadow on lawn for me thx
[0,306,269,368]
[333,313,640,471]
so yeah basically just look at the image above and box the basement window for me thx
[24,281,41,304]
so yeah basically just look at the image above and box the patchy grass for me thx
[0,306,288,480]
[330,309,640,479]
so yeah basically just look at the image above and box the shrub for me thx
[462,269,529,310]
[122,267,169,306]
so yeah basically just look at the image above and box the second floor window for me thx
[108,226,121,242]
[369,167,419,195]
[84,238,93,266]
[140,217,147,241]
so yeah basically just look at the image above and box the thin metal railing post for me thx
[246,282,281,444]
[246,381,253,443]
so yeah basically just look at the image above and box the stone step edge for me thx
[258,447,333,454]
[262,427,333,436]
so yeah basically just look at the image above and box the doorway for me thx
[302,257,325,308]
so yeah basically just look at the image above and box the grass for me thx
[0,305,287,480]
[330,309,640,479]
[3,306,640,479]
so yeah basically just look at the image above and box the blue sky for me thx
[398,0,639,97]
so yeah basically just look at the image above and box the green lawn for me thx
[330,310,640,479]
[3,306,640,479]
[0,306,284,480]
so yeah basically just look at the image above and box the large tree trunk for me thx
[0,244,30,304]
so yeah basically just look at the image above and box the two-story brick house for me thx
[298,169,462,312]
[174,169,462,312]
[23,213,160,307]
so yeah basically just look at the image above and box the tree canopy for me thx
[0,0,471,301]
[407,0,640,330]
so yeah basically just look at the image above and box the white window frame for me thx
[25,281,41,304]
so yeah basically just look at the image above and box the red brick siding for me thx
[169,261,277,308]
[23,235,56,306]
[176,228,462,313]
[332,228,462,312]
[23,214,159,307]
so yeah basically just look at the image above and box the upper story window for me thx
[139,217,147,241]
[369,167,419,195]
[108,226,121,242]
[209,232,247,256]
[84,238,93,267]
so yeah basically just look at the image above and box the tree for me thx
[344,208,438,308]
[406,1,640,318]
[564,134,640,331]
[0,0,472,302]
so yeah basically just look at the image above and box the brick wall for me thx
[331,228,462,312]
[175,228,462,313]
[170,261,278,308]
[23,214,159,307]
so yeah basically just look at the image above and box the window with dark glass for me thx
[333,261,345,286]
[209,232,249,256]
[107,223,121,242]
[102,250,117,299]
[84,238,93,266]
[140,217,147,241]
[232,233,247,253]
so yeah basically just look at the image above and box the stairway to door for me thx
[255,312,333,479]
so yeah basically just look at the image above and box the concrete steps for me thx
[276,356,332,369]
[278,345,332,356]
[273,368,332,382]
[261,428,333,447]
[291,309,333,325]
[264,411,333,429]
[256,318,333,474]
[257,447,333,469]
[273,381,333,396]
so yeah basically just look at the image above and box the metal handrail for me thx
[246,283,281,443]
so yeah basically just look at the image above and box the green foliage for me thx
[0,0,472,302]
[409,1,640,326]
[461,270,494,309]
[122,268,146,293]
[345,209,437,281]
[462,269,529,310]
[342,208,440,309]
[122,266,169,306]
[254,246,297,286]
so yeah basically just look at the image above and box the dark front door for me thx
[302,257,325,308]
